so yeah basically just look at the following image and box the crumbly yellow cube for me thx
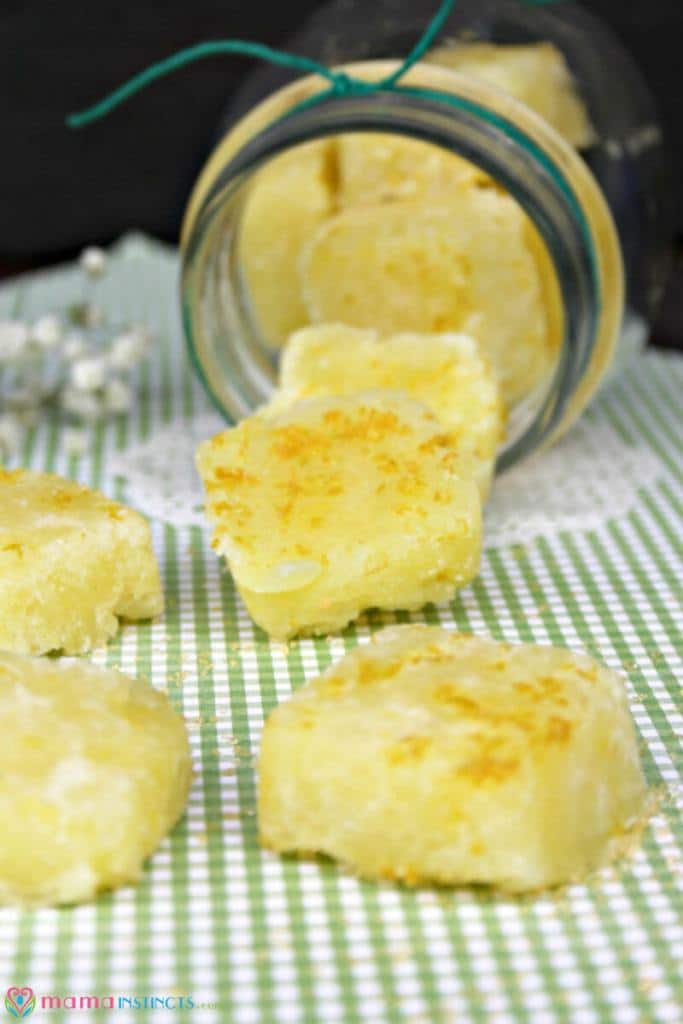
[337,132,488,206]
[266,324,503,500]
[0,469,163,655]
[238,139,336,347]
[428,41,596,149]
[196,393,480,639]
[259,625,647,892]
[300,195,555,405]
[0,651,192,906]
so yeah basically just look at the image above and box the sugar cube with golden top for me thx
[259,625,647,891]
[197,393,481,639]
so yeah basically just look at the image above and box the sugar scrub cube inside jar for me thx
[265,324,504,501]
[259,625,648,892]
[300,193,555,407]
[0,651,192,907]
[238,140,337,348]
[335,132,489,206]
[0,469,163,655]
[427,41,596,149]
[196,393,481,639]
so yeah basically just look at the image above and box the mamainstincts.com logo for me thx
[4,987,213,1016]
[4,989,35,1019]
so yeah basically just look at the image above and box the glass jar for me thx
[180,1,669,471]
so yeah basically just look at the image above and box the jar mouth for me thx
[181,61,623,470]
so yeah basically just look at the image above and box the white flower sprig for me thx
[0,246,153,461]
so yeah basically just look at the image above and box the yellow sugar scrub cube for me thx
[299,193,556,406]
[196,393,481,639]
[238,139,337,347]
[266,324,503,501]
[337,132,489,206]
[0,469,163,655]
[0,651,192,906]
[259,625,648,892]
[428,41,596,150]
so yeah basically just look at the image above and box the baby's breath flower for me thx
[70,357,106,392]
[108,329,148,370]
[30,314,63,350]
[79,246,107,278]
[1,245,151,438]
[61,387,103,422]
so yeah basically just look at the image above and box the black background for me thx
[1,0,681,346]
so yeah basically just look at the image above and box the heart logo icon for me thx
[5,988,36,1018]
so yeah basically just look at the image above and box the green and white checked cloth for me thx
[0,236,680,1024]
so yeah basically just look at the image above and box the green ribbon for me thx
[67,0,456,128]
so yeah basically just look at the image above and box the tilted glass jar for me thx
[180,3,667,471]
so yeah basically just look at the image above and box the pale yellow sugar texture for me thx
[0,469,163,655]
[197,393,481,639]
[266,324,503,500]
[0,652,192,906]
[300,194,556,405]
[259,625,648,891]
[428,41,596,149]
[336,132,488,206]
[238,139,337,347]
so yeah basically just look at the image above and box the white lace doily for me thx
[485,406,663,547]
[109,413,226,527]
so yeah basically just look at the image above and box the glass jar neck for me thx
[182,61,623,469]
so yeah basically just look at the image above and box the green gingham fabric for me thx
[0,236,680,1024]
